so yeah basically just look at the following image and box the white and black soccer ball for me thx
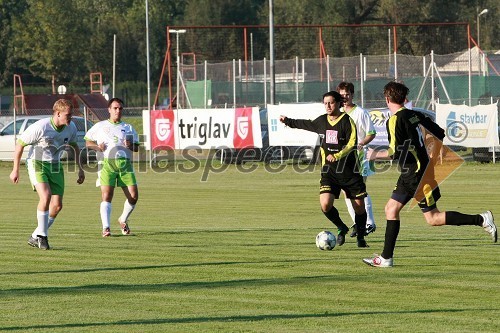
[316,230,336,250]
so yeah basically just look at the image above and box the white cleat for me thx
[363,255,393,267]
[480,211,497,243]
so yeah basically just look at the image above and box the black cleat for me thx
[365,224,376,235]
[337,227,349,246]
[349,224,358,238]
[357,239,369,248]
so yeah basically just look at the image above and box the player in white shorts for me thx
[9,99,85,250]
[84,97,139,237]
[337,82,377,237]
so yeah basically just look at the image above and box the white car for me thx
[0,115,93,161]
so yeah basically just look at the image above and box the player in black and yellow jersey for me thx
[363,81,497,267]
[280,91,369,248]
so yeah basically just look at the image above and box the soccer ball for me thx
[316,230,336,250]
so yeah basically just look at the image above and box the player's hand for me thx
[124,140,132,150]
[98,143,106,152]
[326,154,336,162]
[77,169,85,184]
[9,170,19,184]
[279,115,286,123]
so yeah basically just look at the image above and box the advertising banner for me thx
[266,103,324,146]
[147,107,262,150]
[436,103,499,147]
[150,109,176,149]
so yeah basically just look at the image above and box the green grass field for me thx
[0,160,498,332]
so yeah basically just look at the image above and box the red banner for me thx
[233,107,255,148]
[150,110,175,149]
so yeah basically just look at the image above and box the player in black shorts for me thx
[280,91,369,248]
[363,81,497,267]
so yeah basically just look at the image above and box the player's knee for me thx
[52,204,63,214]
[320,202,331,213]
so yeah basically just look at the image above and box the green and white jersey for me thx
[84,120,139,160]
[17,117,78,162]
[341,105,376,142]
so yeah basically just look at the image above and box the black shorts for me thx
[392,174,441,212]
[319,169,367,199]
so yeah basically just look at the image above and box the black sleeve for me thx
[283,116,321,134]
[416,111,445,141]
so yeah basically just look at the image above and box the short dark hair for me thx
[336,82,354,94]
[322,90,343,102]
[108,97,124,108]
[383,81,409,105]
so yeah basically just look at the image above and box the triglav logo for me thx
[236,116,249,139]
[155,119,171,141]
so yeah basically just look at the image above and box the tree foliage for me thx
[0,0,497,90]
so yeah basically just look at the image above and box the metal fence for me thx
[175,49,499,110]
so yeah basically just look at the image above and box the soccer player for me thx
[84,98,139,237]
[280,91,369,247]
[363,81,497,267]
[9,99,85,250]
[337,81,377,237]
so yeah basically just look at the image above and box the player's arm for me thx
[85,137,105,152]
[279,115,319,133]
[9,142,25,184]
[359,110,376,148]
[330,117,357,162]
[418,114,445,141]
[69,142,85,184]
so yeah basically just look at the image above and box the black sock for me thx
[355,212,367,240]
[381,220,400,259]
[323,207,347,231]
[445,211,482,226]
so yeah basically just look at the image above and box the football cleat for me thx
[349,224,357,238]
[480,211,497,242]
[28,235,50,250]
[357,239,369,248]
[337,226,349,246]
[102,228,111,237]
[363,255,393,267]
[119,221,130,235]
[365,224,376,235]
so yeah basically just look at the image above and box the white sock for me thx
[344,197,356,225]
[32,210,49,237]
[100,201,112,229]
[365,195,376,228]
[48,216,55,229]
[118,200,136,224]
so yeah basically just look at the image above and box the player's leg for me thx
[423,209,496,242]
[100,185,115,236]
[364,193,376,234]
[350,197,369,247]
[320,191,349,246]
[26,159,51,249]
[118,184,138,235]
[116,162,138,235]
[46,167,65,230]
[360,154,377,234]
[363,179,410,267]
[48,195,63,229]
[98,161,117,237]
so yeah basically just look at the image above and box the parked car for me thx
[0,115,93,161]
